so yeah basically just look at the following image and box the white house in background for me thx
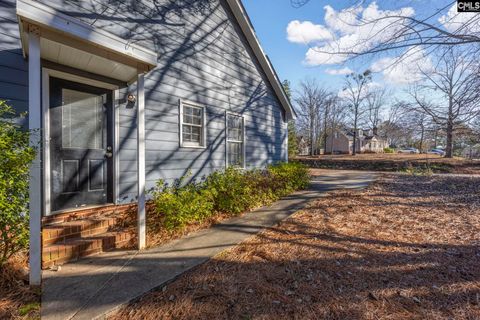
[326,128,389,154]
[297,136,310,156]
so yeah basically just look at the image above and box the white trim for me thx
[179,99,207,149]
[28,31,42,286]
[137,73,146,250]
[16,0,157,68]
[43,69,119,90]
[113,89,120,203]
[42,68,51,215]
[285,121,289,162]
[225,0,296,120]
[225,112,246,169]
[41,68,120,216]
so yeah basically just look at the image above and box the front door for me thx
[49,78,113,212]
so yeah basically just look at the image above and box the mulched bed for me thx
[110,173,480,320]
[0,253,40,319]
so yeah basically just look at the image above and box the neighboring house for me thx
[326,128,388,154]
[462,144,480,159]
[297,136,310,156]
[1,0,295,283]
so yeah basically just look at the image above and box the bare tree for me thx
[411,47,480,157]
[295,78,329,155]
[322,94,343,151]
[342,70,372,155]
[326,96,348,154]
[290,0,480,59]
[366,88,387,130]
[400,107,431,152]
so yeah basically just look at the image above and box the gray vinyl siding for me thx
[0,0,288,204]
[0,0,29,119]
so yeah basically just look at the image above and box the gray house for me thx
[1,0,295,284]
[326,128,388,154]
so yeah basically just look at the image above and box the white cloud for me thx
[439,4,480,33]
[370,47,433,85]
[286,20,333,44]
[325,67,353,75]
[286,2,415,66]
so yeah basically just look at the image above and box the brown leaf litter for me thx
[110,173,480,320]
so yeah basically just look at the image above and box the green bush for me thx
[151,174,215,230]
[384,147,394,153]
[0,100,36,265]
[204,167,256,215]
[150,162,310,231]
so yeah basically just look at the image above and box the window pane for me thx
[62,89,105,149]
[183,124,201,143]
[181,103,204,147]
[227,114,243,141]
[183,105,203,125]
[228,142,243,167]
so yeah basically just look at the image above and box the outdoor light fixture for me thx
[127,93,137,103]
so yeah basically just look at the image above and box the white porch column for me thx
[285,122,289,162]
[28,28,42,286]
[137,73,146,250]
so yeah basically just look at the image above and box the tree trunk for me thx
[323,105,328,155]
[352,109,358,156]
[445,121,454,158]
[310,116,315,156]
[420,125,425,153]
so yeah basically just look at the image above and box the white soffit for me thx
[17,0,157,81]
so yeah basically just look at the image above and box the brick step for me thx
[42,229,137,269]
[42,215,123,246]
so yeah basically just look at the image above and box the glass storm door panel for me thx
[49,77,113,212]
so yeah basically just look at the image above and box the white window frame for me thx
[225,111,246,168]
[179,99,207,148]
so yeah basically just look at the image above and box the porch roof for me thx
[17,0,158,82]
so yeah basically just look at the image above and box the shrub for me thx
[151,174,215,230]
[384,147,394,153]
[267,162,310,196]
[150,162,310,231]
[0,101,36,265]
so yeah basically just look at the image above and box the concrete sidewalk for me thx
[41,170,376,320]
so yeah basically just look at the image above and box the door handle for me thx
[105,146,113,158]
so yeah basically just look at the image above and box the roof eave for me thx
[225,0,296,121]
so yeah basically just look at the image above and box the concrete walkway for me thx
[41,170,376,320]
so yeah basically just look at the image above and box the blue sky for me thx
[242,0,458,94]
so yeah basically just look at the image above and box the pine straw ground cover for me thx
[0,253,40,319]
[111,172,480,320]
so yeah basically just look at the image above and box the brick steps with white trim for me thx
[42,216,136,269]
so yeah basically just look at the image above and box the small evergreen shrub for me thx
[0,101,36,265]
[384,147,394,153]
[152,174,215,230]
[150,162,310,231]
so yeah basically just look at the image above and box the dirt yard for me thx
[297,154,480,174]
[302,153,447,161]
[111,171,480,320]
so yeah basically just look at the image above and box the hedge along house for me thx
[1,0,295,285]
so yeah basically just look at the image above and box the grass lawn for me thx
[110,171,480,320]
